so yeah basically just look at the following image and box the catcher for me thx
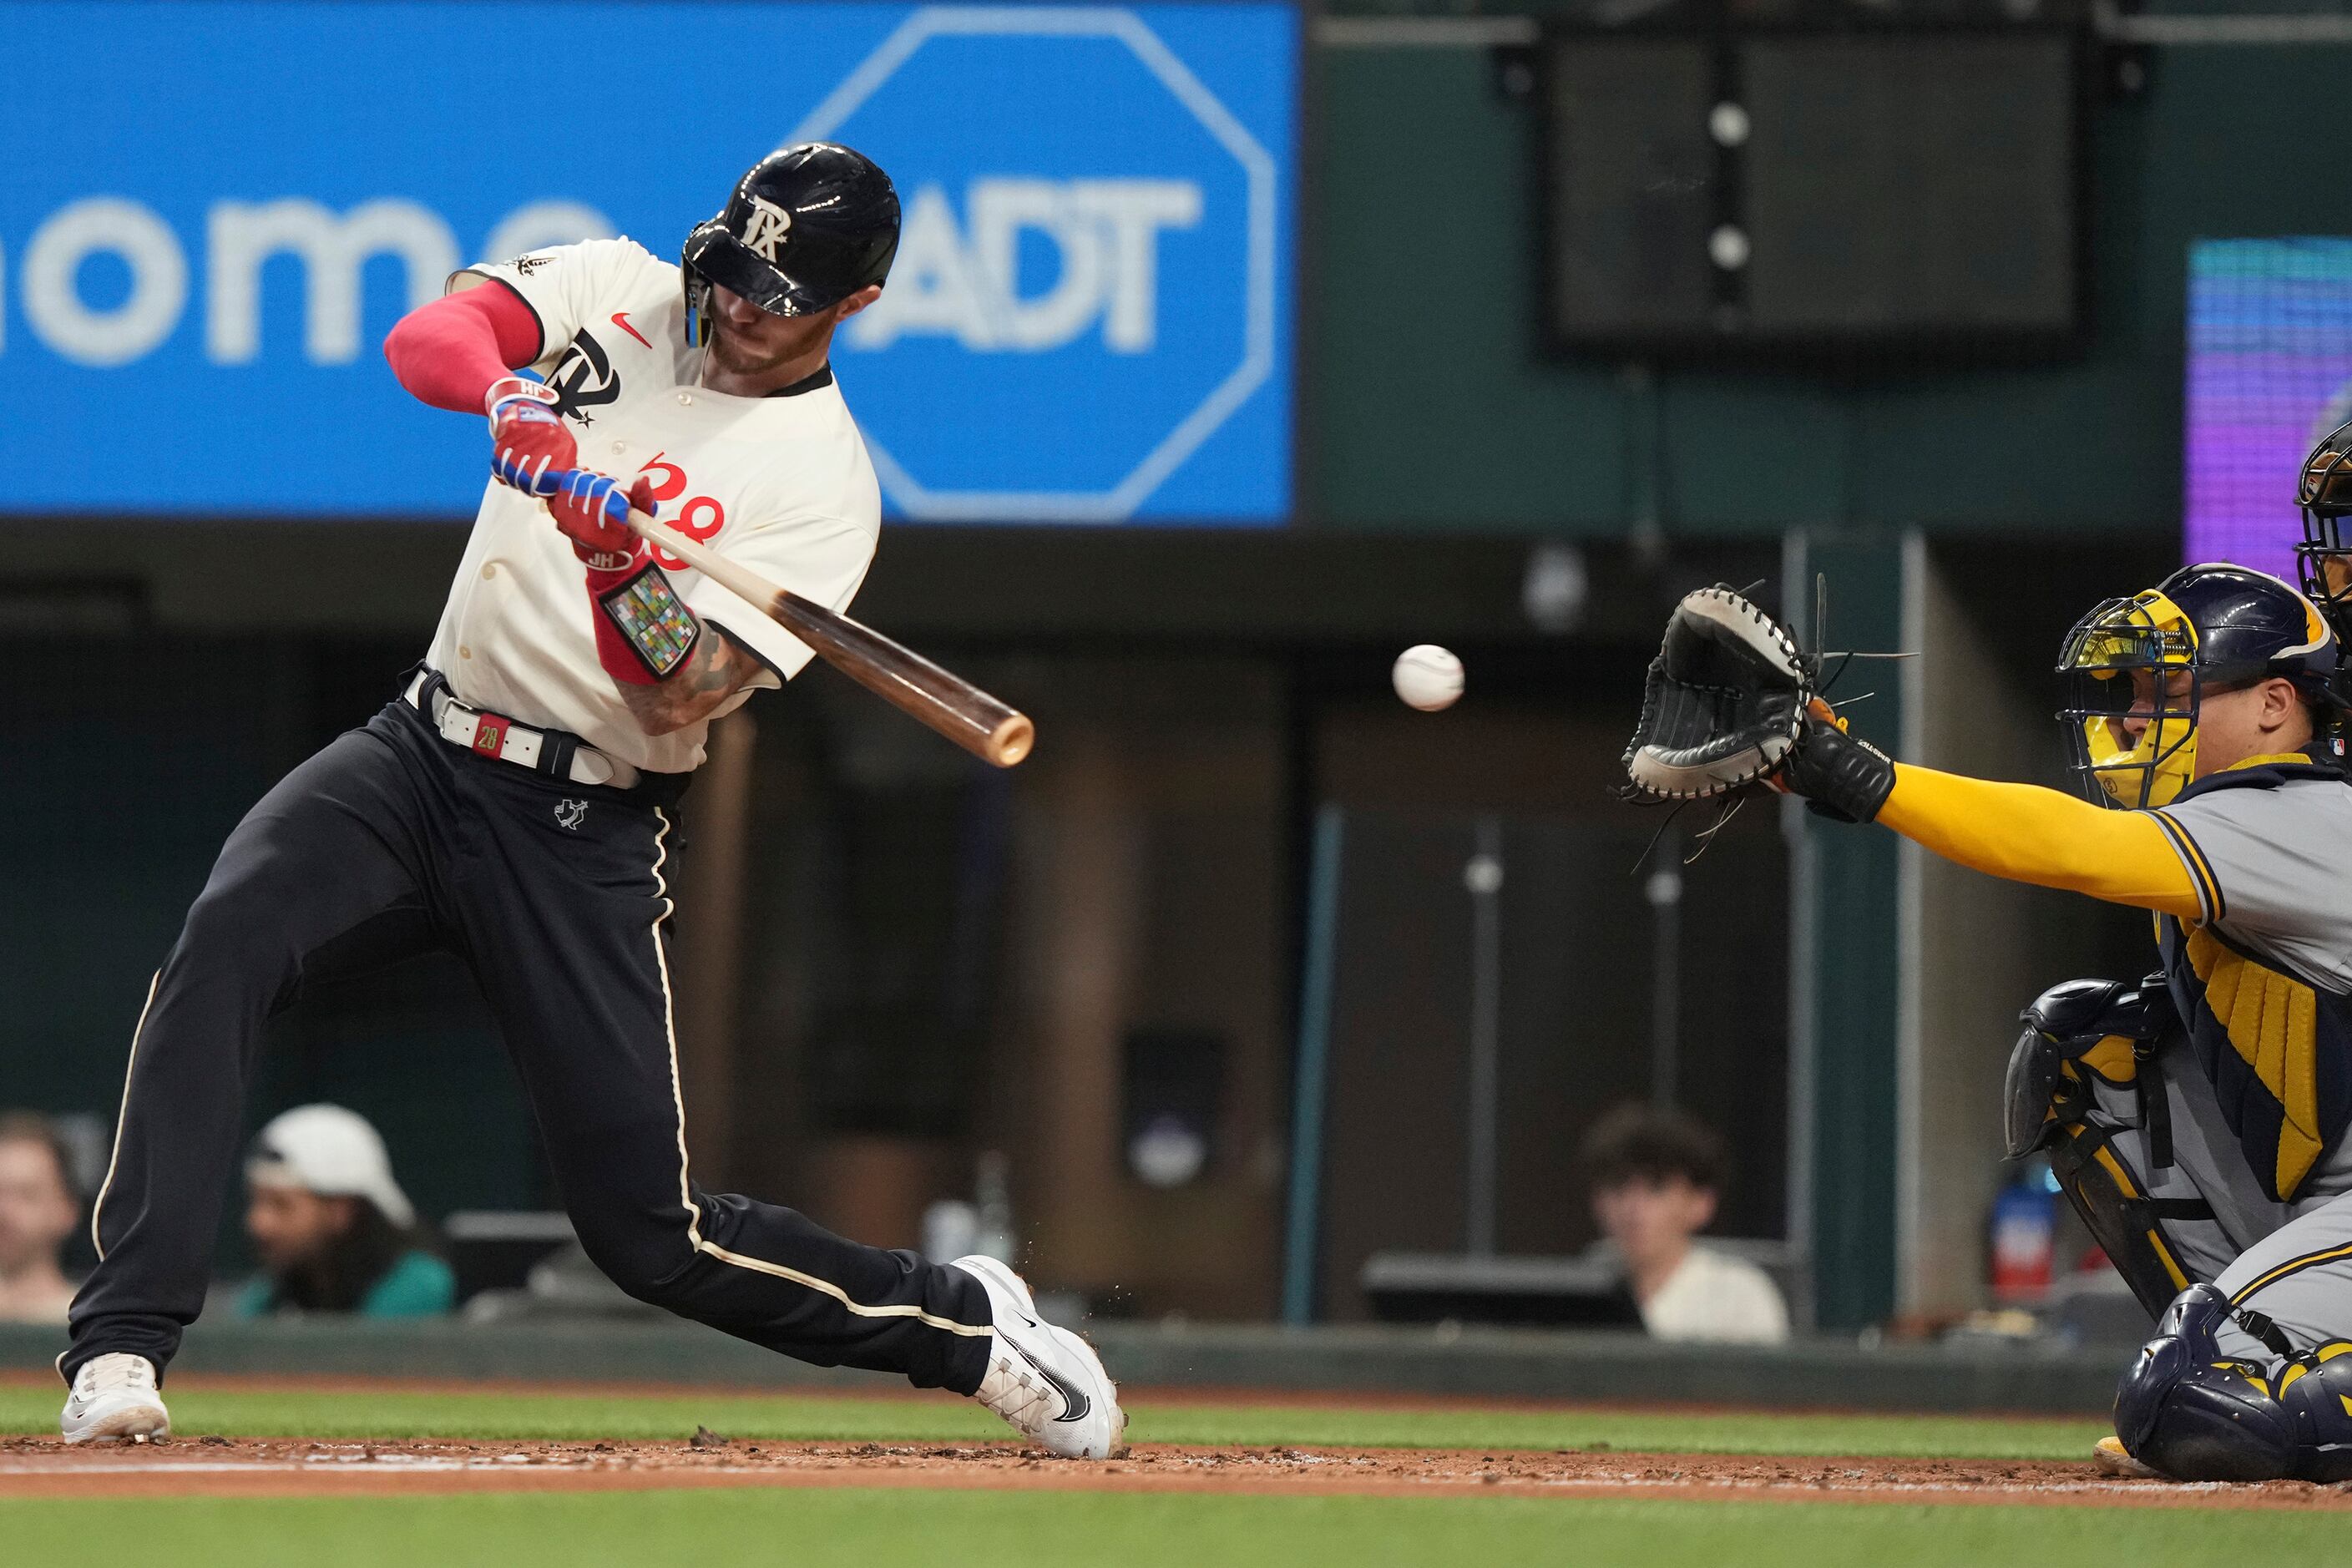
[1626,564,2352,1482]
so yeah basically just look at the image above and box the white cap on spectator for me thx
[245,1105,414,1229]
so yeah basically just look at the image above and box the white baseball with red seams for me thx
[428,237,881,774]
[1392,644,1464,712]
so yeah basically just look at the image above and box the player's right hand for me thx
[549,470,657,571]
[486,377,576,497]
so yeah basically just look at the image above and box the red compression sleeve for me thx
[382,283,544,413]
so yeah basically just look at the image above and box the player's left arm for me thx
[675,511,878,687]
[1873,763,2205,919]
[614,625,766,736]
[611,508,870,734]
[541,471,874,733]
[1774,721,2204,918]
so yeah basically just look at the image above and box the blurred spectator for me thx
[237,1105,453,1318]
[0,1113,82,1324]
[1583,1103,1789,1345]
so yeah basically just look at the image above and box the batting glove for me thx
[486,377,575,498]
[547,469,657,570]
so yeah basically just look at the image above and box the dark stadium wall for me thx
[1303,38,2334,539]
[1905,537,2174,1320]
[0,636,551,1277]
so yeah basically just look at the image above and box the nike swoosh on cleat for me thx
[1014,1343,1090,1424]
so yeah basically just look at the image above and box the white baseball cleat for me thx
[953,1254,1128,1459]
[60,1353,171,1445]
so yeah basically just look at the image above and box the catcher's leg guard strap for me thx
[2006,984,2211,1318]
[2044,1121,2209,1318]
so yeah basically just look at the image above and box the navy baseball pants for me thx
[65,685,993,1393]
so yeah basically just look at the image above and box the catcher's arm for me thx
[1775,699,2201,917]
[1873,766,2202,919]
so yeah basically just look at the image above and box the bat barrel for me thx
[989,713,1035,768]
[787,604,1032,767]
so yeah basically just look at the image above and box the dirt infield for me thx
[4,1436,2349,1510]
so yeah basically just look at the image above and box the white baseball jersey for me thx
[1639,1246,1790,1346]
[424,236,880,774]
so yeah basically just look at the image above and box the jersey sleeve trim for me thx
[445,269,549,365]
[2147,808,2223,925]
[706,619,786,685]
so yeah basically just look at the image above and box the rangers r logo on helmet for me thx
[738,196,794,262]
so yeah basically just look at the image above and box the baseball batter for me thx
[58,144,1125,1459]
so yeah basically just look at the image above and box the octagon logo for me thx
[802,6,1292,524]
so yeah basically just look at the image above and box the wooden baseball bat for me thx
[565,475,1033,766]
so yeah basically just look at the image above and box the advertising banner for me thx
[0,2,1296,523]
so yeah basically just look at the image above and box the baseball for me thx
[1392,645,1464,711]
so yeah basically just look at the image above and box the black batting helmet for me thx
[681,143,900,345]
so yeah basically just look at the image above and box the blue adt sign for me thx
[0,3,1296,524]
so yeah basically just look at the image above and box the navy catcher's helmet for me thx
[681,143,900,345]
[2056,562,2339,808]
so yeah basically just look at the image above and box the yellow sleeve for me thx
[1875,763,2204,921]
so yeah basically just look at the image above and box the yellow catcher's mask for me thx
[2059,589,2201,809]
[2077,685,2198,807]
[2060,563,2338,809]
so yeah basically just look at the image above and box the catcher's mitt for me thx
[1622,586,1811,802]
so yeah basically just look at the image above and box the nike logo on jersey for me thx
[610,311,650,349]
[544,331,620,427]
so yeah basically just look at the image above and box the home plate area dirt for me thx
[5,1436,2352,1509]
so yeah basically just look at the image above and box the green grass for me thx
[0,1490,2330,1568]
[0,1382,2106,1459]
